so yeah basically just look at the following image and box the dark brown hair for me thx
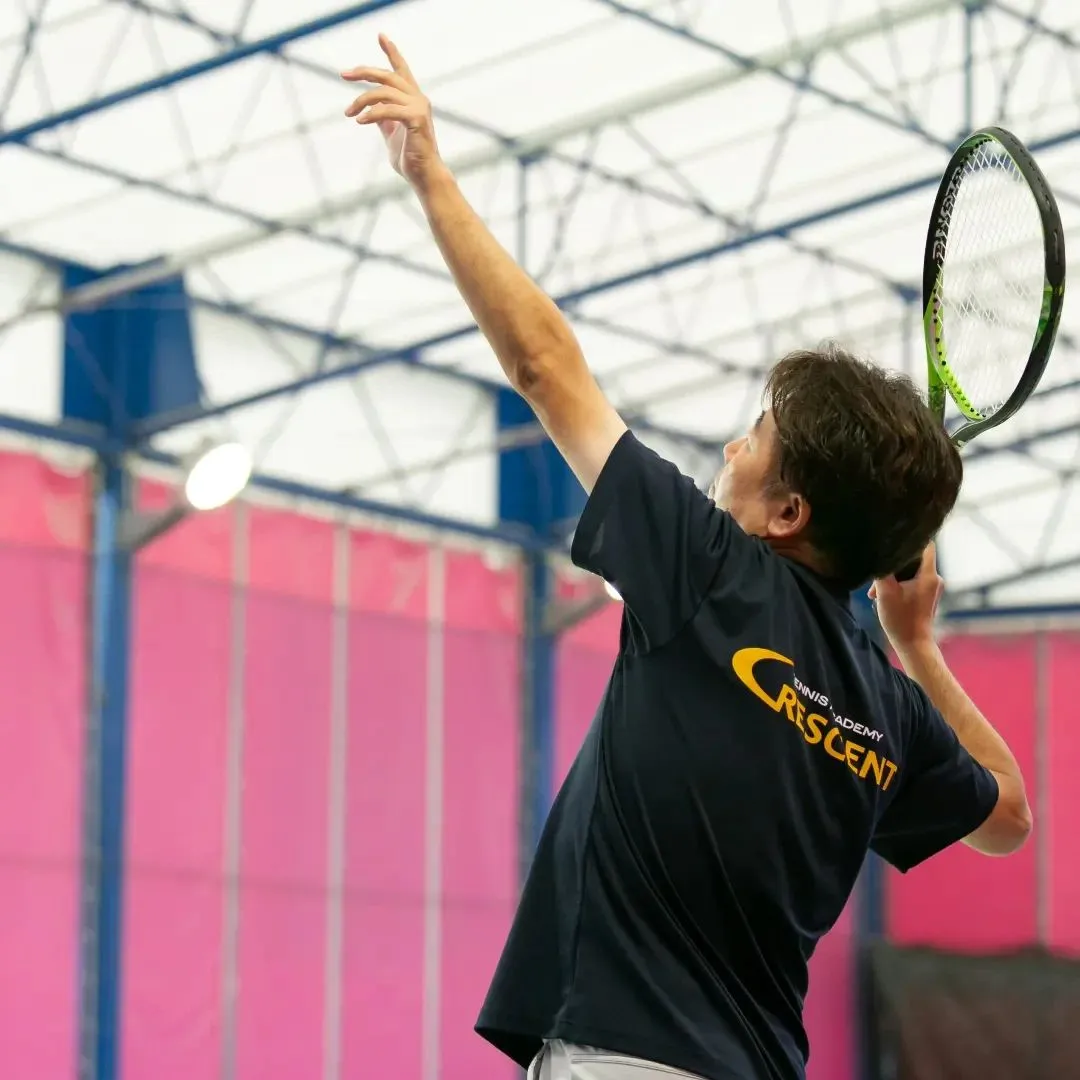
[764,342,962,589]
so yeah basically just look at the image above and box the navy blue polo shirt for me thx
[476,431,998,1080]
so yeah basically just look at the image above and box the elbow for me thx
[994,799,1033,856]
[506,314,584,397]
[1009,796,1035,851]
[510,343,580,399]
[968,784,1033,857]
[510,354,551,396]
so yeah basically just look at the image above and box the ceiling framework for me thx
[1,0,1080,609]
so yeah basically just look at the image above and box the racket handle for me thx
[893,555,922,582]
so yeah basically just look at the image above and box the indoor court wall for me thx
[0,449,88,1080]
[0,446,521,1080]
[3,442,1077,1080]
[885,631,1080,957]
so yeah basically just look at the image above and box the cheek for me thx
[721,461,744,495]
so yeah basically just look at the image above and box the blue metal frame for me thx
[34,1,915,312]
[596,0,950,149]
[498,159,584,880]
[2,16,1077,1080]
[0,0,415,145]
[945,601,1080,621]
[0,233,721,460]
[85,453,133,1080]
[129,298,722,455]
[500,380,563,876]
[947,553,1080,604]
[65,263,208,1080]
[126,122,1080,436]
[0,405,552,554]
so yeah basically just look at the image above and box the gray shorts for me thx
[527,1040,708,1080]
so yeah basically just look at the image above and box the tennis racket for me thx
[894,125,1066,581]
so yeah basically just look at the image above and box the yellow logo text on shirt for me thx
[732,647,899,791]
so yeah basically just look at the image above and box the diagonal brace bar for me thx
[133,122,1080,437]
[0,0,415,145]
[41,0,958,314]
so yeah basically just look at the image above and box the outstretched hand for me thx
[869,543,944,654]
[342,35,446,191]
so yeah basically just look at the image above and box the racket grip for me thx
[893,556,922,582]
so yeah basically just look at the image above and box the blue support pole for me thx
[63,261,208,1080]
[499,155,586,874]
[499,380,583,876]
[84,454,134,1080]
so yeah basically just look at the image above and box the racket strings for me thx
[934,142,1046,418]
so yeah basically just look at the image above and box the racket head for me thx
[922,126,1066,446]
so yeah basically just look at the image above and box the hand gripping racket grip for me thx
[893,555,922,583]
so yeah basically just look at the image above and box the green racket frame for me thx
[892,126,1066,582]
[921,126,1066,447]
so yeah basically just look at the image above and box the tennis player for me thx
[343,38,1033,1080]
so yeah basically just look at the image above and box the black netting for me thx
[865,941,1080,1080]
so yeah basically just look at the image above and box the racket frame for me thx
[892,126,1066,582]
[921,125,1066,449]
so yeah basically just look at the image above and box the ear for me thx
[766,491,811,540]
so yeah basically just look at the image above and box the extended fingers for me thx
[340,65,410,91]
[353,103,413,126]
[379,34,417,83]
[344,84,411,118]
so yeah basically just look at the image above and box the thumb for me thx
[377,118,399,140]
[874,574,902,599]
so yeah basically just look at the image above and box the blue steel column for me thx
[499,154,585,880]
[499,381,583,877]
[64,261,207,1080]
[84,453,134,1080]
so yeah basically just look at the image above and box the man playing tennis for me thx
[343,38,1033,1080]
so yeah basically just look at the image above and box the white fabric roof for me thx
[1,0,1080,608]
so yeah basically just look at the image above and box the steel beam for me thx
[0,233,719,457]
[83,454,133,1080]
[0,3,910,317]
[42,0,958,312]
[0,405,555,552]
[596,0,952,150]
[0,0,415,145]
[122,122,1080,433]
[145,297,723,456]
[946,552,1080,601]
[944,601,1080,621]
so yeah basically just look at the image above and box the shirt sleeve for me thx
[870,673,1000,873]
[569,430,760,653]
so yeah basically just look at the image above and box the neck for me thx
[767,538,830,578]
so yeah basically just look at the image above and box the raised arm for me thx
[870,544,1032,858]
[343,36,627,493]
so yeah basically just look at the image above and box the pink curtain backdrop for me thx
[6,447,1078,1080]
[0,452,88,1080]
[341,530,430,1080]
[1049,633,1080,955]
[552,576,856,1080]
[122,480,235,1080]
[440,549,521,1080]
[120,494,524,1080]
[234,507,336,1080]
[885,634,1039,949]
